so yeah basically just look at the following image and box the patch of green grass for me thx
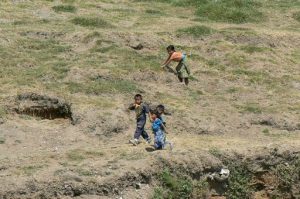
[293,11,300,22]
[267,0,300,10]
[95,47,160,71]
[76,168,95,176]
[291,49,300,63]
[208,147,223,158]
[227,54,247,66]
[137,0,264,23]
[237,103,262,114]
[152,187,164,199]
[226,87,239,93]
[67,149,85,161]
[207,59,226,71]
[21,165,44,175]
[262,128,270,135]
[72,17,112,28]
[240,45,268,54]
[232,68,270,84]
[145,9,164,15]
[52,5,76,13]
[177,25,216,37]
[195,0,263,23]
[0,106,7,118]
[0,137,5,144]
[66,79,137,95]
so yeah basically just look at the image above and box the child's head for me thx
[134,94,143,105]
[150,109,159,120]
[157,104,165,115]
[166,45,175,55]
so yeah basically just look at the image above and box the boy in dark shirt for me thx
[128,94,151,146]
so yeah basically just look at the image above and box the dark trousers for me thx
[134,118,150,140]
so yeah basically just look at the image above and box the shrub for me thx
[72,17,112,28]
[237,103,262,114]
[177,25,216,37]
[240,45,267,54]
[0,137,5,144]
[273,159,300,193]
[52,5,76,13]
[227,162,253,199]
[156,169,193,199]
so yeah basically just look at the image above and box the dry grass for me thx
[0,0,299,197]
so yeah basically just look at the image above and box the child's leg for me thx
[154,133,165,150]
[184,78,189,86]
[177,76,183,82]
[134,119,145,140]
[141,130,151,143]
[154,141,163,150]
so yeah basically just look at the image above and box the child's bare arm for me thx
[161,54,172,67]
[162,59,172,68]
[148,113,153,122]
[161,123,168,133]
[128,103,136,110]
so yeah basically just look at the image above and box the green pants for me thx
[176,60,190,79]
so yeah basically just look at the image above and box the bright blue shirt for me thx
[152,118,163,133]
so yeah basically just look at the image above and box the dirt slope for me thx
[0,0,299,198]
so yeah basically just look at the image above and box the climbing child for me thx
[156,104,167,143]
[128,94,151,146]
[150,109,173,150]
[161,45,190,86]
[156,104,166,127]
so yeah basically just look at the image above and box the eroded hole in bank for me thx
[15,93,72,120]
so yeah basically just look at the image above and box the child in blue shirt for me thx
[150,110,173,150]
[156,104,166,126]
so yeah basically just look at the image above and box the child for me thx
[156,104,166,126]
[156,104,167,143]
[128,94,151,146]
[161,45,190,86]
[150,110,173,150]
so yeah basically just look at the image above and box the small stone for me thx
[135,182,142,189]
[131,43,144,50]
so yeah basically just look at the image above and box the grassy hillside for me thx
[0,0,299,198]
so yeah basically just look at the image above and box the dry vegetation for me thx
[0,0,299,198]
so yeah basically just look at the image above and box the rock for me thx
[134,183,142,189]
[130,43,144,50]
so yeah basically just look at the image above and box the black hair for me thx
[134,94,142,99]
[150,109,159,116]
[157,104,165,111]
[166,45,175,51]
